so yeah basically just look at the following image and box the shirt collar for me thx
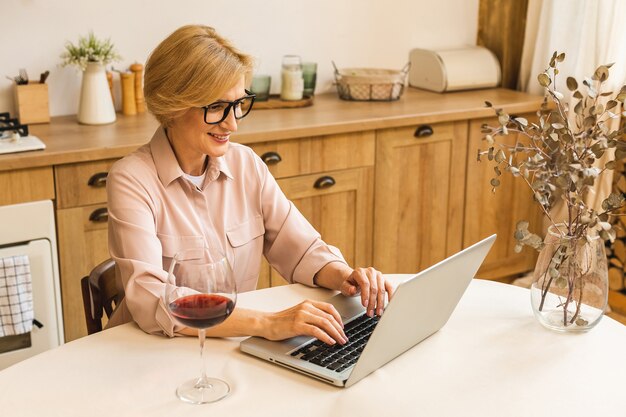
[150,126,234,187]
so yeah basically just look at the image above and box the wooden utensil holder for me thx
[14,82,50,124]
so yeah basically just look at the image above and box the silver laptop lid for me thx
[345,234,496,387]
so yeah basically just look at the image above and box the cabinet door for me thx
[270,167,374,286]
[56,204,110,341]
[257,258,271,290]
[374,122,468,273]
[464,115,543,279]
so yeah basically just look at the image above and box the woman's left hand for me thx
[339,267,393,317]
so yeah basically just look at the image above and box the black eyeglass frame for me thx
[201,89,256,125]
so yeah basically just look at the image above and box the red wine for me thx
[169,294,235,329]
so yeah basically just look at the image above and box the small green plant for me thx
[60,31,121,71]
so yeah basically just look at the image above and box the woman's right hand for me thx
[262,300,348,345]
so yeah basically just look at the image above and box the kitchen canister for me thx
[280,55,304,101]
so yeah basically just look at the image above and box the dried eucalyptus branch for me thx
[478,52,625,327]
[478,51,626,252]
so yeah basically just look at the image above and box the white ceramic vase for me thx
[77,62,116,125]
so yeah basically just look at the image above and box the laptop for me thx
[240,234,496,387]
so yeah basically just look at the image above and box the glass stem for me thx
[197,329,210,388]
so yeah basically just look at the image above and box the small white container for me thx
[280,55,304,101]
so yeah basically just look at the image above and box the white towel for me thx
[0,255,34,337]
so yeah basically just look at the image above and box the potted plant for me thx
[61,31,121,125]
[478,52,626,332]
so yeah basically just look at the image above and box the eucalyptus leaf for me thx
[575,318,589,326]
[495,150,506,163]
[538,73,551,87]
[566,77,578,91]
[594,65,609,82]
[555,277,568,289]
[514,117,528,127]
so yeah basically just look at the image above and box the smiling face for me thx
[166,77,246,175]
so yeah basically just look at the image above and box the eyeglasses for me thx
[201,90,256,125]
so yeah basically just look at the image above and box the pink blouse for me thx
[107,127,346,336]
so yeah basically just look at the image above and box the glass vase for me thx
[530,224,608,332]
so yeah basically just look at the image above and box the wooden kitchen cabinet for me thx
[249,132,376,288]
[373,121,468,273]
[56,203,110,341]
[464,115,543,280]
[55,159,116,341]
[270,167,374,286]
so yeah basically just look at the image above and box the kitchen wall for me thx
[0,0,479,117]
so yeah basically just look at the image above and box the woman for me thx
[107,24,392,345]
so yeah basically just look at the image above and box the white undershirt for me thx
[183,171,206,188]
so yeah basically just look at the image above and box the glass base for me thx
[533,308,603,333]
[176,377,230,404]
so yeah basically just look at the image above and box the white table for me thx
[1,276,625,417]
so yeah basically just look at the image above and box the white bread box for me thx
[409,46,501,92]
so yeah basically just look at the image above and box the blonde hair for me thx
[144,25,254,127]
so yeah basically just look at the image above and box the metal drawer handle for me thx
[89,208,109,222]
[87,172,108,188]
[314,176,336,189]
[414,125,433,138]
[261,151,282,165]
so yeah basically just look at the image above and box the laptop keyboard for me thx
[290,314,380,373]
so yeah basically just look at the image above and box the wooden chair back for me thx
[80,258,121,335]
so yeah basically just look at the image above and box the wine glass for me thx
[166,247,236,404]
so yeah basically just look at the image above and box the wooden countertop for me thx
[0,87,543,172]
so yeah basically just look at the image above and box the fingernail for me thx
[364,299,369,307]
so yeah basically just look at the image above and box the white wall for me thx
[0,0,479,117]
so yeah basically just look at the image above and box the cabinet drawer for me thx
[55,159,119,208]
[0,166,54,206]
[248,131,375,179]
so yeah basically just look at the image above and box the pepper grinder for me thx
[129,63,145,113]
[120,71,137,116]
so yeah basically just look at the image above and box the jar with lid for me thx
[280,55,304,101]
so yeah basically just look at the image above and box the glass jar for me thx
[280,55,304,101]
[530,224,608,332]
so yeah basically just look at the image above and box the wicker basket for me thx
[333,62,410,101]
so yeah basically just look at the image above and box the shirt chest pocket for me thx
[158,234,206,259]
[226,215,265,291]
